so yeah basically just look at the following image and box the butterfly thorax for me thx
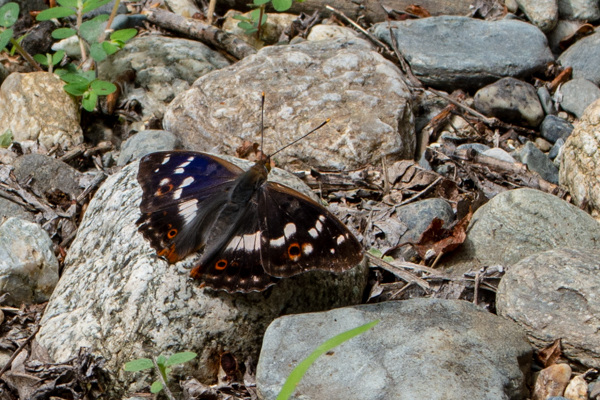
[228,159,269,204]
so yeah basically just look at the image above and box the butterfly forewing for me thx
[137,151,242,262]
[258,182,363,277]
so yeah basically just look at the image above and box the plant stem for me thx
[76,1,87,62]
[9,38,43,71]
[98,0,121,43]
[152,358,177,400]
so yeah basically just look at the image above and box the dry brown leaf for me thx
[559,23,595,51]
[405,5,431,18]
[413,208,473,260]
[536,339,562,368]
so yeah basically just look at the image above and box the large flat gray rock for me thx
[372,16,554,90]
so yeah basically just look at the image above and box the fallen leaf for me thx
[536,339,562,368]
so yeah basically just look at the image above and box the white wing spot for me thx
[173,188,183,200]
[178,199,198,225]
[337,235,345,245]
[303,243,314,255]
[187,156,194,161]
[270,236,285,247]
[319,215,327,223]
[181,176,195,187]
[161,156,170,165]
[226,236,242,251]
[154,168,160,173]
[284,223,296,239]
[159,178,170,186]
[308,228,319,238]
[174,168,185,174]
[315,219,323,232]
[330,248,336,254]
[243,232,261,251]
[178,161,191,168]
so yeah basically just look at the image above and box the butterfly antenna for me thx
[260,92,265,154]
[270,118,330,157]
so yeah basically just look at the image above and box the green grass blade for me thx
[276,319,379,400]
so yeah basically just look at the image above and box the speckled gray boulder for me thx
[559,98,600,220]
[497,247,600,368]
[36,159,367,395]
[163,37,414,170]
[0,72,82,149]
[257,299,531,400]
[0,217,59,306]
[440,188,600,276]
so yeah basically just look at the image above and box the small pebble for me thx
[534,137,552,152]
[532,364,572,400]
[564,375,588,400]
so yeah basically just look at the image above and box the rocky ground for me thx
[1,0,600,399]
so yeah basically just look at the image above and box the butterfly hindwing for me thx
[190,202,278,292]
[258,182,363,278]
[137,151,242,262]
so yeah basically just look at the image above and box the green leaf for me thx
[123,358,154,372]
[110,28,137,42]
[63,83,89,96]
[89,42,107,61]
[368,248,383,258]
[60,72,92,84]
[232,14,250,22]
[253,0,270,5]
[33,53,50,66]
[150,380,164,393]
[82,0,112,14]
[0,3,19,28]
[237,21,255,32]
[165,352,197,367]
[272,0,293,11]
[0,130,13,148]
[36,6,77,21]
[56,0,78,7]
[82,90,98,111]
[101,41,119,55]
[80,14,109,43]
[90,79,116,95]
[0,28,13,51]
[52,50,65,65]
[52,27,77,39]
[156,354,167,367]
[250,8,267,25]
[276,320,379,400]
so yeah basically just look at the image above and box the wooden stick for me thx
[144,8,256,60]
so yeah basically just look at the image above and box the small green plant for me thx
[33,0,137,111]
[124,351,197,395]
[234,0,302,37]
[0,2,18,51]
[276,319,379,400]
[0,130,13,148]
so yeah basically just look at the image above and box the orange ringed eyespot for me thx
[215,259,228,270]
[167,228,178,239]
[156,184,174,195]
[288,243,301,260]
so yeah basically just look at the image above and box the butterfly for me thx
[136,150,364,293]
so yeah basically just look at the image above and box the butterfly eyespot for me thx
[167,229,178,239]
[215,259,228,270]
[288,243,301,261]
[156,183,174,196]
